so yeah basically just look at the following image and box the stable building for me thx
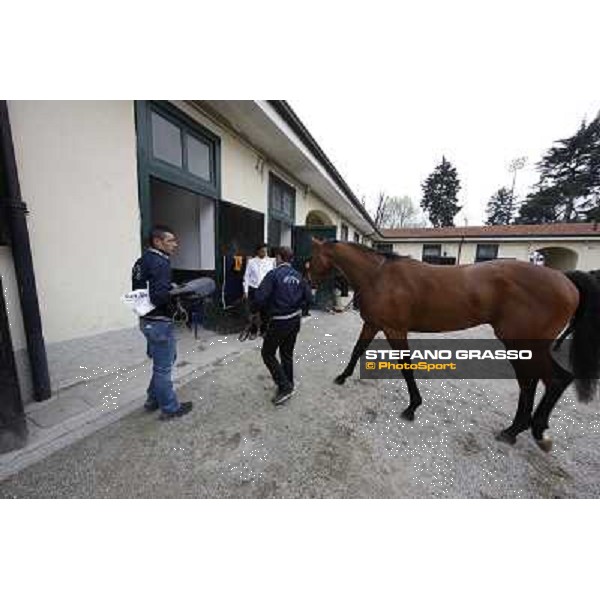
[0,100,376,452]
[376,223,600,270]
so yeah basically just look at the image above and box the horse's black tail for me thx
[564,270,600,402]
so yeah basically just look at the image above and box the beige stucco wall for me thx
[8,101,141,344]
[7,98,370,348]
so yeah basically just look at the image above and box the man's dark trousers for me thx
[247,287,267,336]
[261,317,300,392]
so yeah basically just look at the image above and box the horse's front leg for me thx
[335,322,379,385]
[384,330,423,421]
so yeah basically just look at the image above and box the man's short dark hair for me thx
[277,246,294,263]
[149,225,175,248]
[255,243,268,254]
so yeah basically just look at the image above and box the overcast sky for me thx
[290,94,598,227]
[288,3,599,227]
[4,2,598,231]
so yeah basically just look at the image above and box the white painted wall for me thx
[150,179,215,270]
[8,101,141,344]
[199,200,215,268]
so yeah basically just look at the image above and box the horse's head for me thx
[309,238,334,284]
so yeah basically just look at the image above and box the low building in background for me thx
[376,223,600,271]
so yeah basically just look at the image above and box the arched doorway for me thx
[536,246,578,270]
[305,209,334,227]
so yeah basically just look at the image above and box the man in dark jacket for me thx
[132,225,193,420]
[253,246,312,406]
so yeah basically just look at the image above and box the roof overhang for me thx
[191,100,377,236]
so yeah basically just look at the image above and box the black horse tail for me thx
[564,270,600,402]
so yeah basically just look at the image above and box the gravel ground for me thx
[2,311,600,498]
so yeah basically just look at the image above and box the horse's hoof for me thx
[495,430,516,445]
[536,437,553,453]
[401,409,415,421]
[334,375,346,385]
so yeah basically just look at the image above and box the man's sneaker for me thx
[273,388,295,406]
[144,401,159,412]
[159,401,193,421]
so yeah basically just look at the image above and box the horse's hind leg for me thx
[531,359,574,452]
[335,322,379,385]
[496,374,538,445]
[384,331,423,421]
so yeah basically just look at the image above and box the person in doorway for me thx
[253,246,312,406]
[243,243,275,339]
[529,250,545,266]
[131,225,193,420]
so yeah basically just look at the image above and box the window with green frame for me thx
[374,242,393,253]
[475,243,498,262]
[142,102,221,200]
[135,101,221,248]
[422,244,442,259]
[268,173,295,248]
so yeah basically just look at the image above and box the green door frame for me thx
[134,100,222,283]
[267,172,296,248]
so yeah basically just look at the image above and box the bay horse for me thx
[309,239,600,451]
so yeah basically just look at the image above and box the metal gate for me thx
[292,225,337,309]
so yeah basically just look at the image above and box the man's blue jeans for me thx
[140,319,180,414]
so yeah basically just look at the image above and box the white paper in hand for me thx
[122,288,156,316]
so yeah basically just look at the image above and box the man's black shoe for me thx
[159,401,193,421]
[273,388,294,406]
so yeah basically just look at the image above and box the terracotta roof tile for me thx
[381,223,600,238]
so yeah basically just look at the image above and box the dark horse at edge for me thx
[309,239,600,452]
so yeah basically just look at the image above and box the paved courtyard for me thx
[2,311,600,498]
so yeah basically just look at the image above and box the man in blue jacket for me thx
[253,246,312,406]
[132,225,193,420]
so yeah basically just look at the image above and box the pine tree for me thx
[517,113,600,223]
[485,187,515,225]
[420,156,462,227]
[514,187,562,224]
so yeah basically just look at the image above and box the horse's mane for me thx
[327,240,410,261]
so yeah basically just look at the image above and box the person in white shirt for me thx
[243,243,275,338]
